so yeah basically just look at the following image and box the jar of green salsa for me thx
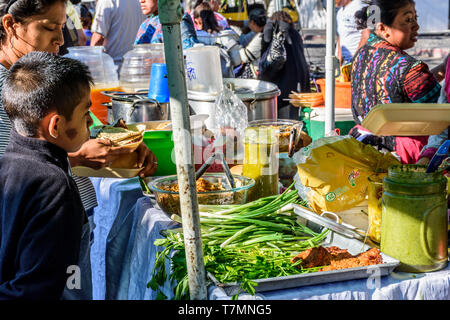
[242,127,279,202]
[380,165,448,273]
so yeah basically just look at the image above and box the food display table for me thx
[90,178,450,300]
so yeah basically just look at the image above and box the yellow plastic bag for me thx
[294,136,400,213]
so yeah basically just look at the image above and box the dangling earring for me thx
[9,36,13,49]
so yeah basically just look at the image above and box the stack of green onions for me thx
[169,184,327,253]
[150,183,329,299]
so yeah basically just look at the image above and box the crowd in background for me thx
[65,0,449,155]
[64,0,312,119]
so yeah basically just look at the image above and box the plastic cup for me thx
[148,63,169,103]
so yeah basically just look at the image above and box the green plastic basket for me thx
[143,130,176,176]
[299,107,312,135]
[89,111,104,130]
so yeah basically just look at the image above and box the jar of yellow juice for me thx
[243,127,279,202]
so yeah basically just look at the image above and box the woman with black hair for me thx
[191,0,229,31]
[235,7,267,79]
[350,0,448,164]
[193,1,220,36]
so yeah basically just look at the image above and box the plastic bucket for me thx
[143,130,176,176]
[316,78,351,109]
[185,46,223,94]
[309,107,355,140]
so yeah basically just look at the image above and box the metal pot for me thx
[102,91,169,124]
[187,78,280,130]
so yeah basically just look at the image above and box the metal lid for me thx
[223,78,280,101]
[187,78,280,102]
[101,90,149,102]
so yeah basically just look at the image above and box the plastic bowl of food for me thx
[144,173,255,217]
[248,119,304,153]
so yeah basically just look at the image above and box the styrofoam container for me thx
[361,103,450,136]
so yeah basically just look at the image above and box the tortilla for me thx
[97,126,144,147]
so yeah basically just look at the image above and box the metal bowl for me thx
[101,90,169,124]
[143,173,255,217]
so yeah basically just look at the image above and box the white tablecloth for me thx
[91,178,450,300]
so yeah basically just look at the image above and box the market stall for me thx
[90,178,450,300]
[86,90,450,301]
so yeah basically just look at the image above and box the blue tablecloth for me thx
[90,177,178,300]
[90,177,143,300]
[90,178,450,300]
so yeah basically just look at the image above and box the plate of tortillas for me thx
[95,123,146,151]
[71,123,146,178]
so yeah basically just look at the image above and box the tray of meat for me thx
[208,205,400,296]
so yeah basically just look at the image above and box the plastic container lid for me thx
[361,103,450,136]
[247,119,303,140]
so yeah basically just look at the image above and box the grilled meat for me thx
[291,246,383,271]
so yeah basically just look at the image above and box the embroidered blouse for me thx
[351,33,441,124]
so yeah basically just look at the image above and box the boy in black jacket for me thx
[0,52,94,299]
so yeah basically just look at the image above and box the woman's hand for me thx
[68,138,134,169]
[135,142,158,178]
[431,54,449,82]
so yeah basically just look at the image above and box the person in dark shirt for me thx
[0,51,94,300]
[259,10,311,120]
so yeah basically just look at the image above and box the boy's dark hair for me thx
[3,51,93,137]
[0,0,67,43]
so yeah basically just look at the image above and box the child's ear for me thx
[46,113,62,139]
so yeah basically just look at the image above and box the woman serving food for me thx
[0,0,157,214]
[350,0,448,164]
